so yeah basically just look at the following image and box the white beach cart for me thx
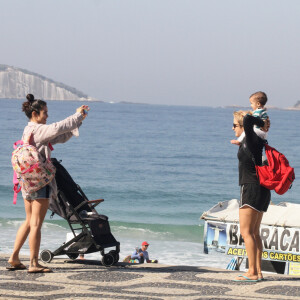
[201,199,300,275]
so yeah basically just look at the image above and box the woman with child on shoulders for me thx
[232,91,270,282]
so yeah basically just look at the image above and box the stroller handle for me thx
[88,199,104,204]
[88,198,104,209]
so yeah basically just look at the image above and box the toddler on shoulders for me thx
[231,91,269,145]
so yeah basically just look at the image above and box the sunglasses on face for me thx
[233,123,242,128]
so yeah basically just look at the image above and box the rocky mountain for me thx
[294,101,300,109]
[0,64,92,100]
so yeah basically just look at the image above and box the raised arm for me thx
[243,114,266,165]
[32,112,84,144]
[243,114,264,139]
[49,131,74,145]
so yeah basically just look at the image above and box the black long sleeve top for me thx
[238,114,266,185]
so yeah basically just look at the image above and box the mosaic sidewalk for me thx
[0,255,299,299]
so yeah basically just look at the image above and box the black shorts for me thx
[240,183,271,212]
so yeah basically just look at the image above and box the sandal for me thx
[28,267,52,273]
[6,262,27,271]
[258,273,264,281]
[233,275,258,282]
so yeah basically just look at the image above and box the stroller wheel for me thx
[109,250,119,264]
[101,253,114,267]
[40,250,53,263]
[67,253,79,260]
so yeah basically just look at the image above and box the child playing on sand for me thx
[231,91,269,145]
[123,241,158,263]
[131,241,158,263]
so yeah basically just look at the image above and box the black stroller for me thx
[40,158,120,267]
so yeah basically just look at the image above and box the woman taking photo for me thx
[8,94,88,273]
[232,108,270,282]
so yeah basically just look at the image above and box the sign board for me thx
[204,221,300,263]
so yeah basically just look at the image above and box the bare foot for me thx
[36,263,49,269]
[8,259,21,266]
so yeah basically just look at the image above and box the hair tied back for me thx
[26,94,35,103]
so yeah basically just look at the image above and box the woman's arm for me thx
[32,112,84,144]
[243,114,266,165]
[243,114,265,139]
[50,131,74,145]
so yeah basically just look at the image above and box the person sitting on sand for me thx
[131,241,158,263]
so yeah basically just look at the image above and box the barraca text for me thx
[229,224,299,252]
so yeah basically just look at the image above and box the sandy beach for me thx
[0,254,299,299]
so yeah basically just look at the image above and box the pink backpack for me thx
[11,132,56,204]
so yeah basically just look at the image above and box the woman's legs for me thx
[28,198,49,270]
[237,206,260,280]
[253,212,264,278]
[8,199,32,266]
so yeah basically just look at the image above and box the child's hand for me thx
[261,117,270,132]
[231,140,241,145]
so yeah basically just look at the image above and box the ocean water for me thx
[0,99,299,268]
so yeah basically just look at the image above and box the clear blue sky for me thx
[1,0,300,107]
